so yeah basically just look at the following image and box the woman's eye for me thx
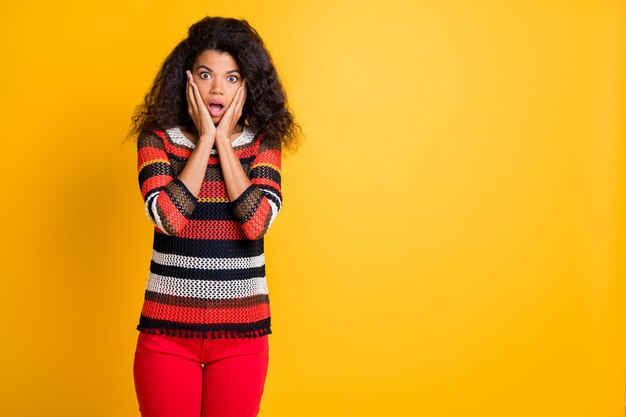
[227,75,238,82]
[200,72,210,79]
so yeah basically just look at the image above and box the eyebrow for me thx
[195,65,240,74]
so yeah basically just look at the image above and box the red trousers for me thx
[133,331,269,417]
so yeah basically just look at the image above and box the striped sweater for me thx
[135,124,282,339]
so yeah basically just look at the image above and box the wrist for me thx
[198,134,214,142]
[215,135,232,145]
[196,135,214,149]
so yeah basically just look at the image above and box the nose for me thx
[209,78,224,95]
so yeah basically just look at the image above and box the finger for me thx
[231,92,243,122]
[185,78,193,114]
[186,71,198,115]
[189,77,215,132]
[190,78,206,115]
[236,83,246,116]
[222,89,239,119]
[189,73,200,115]
[233,85,245,110]
[228,86,244,123]
[215,92,239,136]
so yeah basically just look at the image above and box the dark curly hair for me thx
[127,16,302,153]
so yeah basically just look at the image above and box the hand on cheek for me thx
[216,80,247,143]
[185,70,216,140]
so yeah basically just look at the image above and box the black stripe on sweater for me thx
[137,316,272,333]
[153,233,264,258]
[150,262,266,281]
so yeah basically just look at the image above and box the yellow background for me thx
[0,0,624,416]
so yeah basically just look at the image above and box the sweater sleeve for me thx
[230,135,283,240]
[137,129,199,236]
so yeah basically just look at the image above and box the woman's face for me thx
[190,49,244,126]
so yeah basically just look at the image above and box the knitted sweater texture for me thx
[136,124,282,339]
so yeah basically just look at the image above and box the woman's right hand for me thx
[186,70,216,142]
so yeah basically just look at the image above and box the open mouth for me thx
[208,102,224,116]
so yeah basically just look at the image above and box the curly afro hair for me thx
[129,16,302,153]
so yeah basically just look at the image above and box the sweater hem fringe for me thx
[136,325,272,339]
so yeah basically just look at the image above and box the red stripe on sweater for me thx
[158,190,188,231]
[176,220,249,240]
[137,147,168,168]
[199,181,229,198]
[141,300,271,324]
[252,177,280,190]
[243,198,272,239]
[255,149,281,166]
[165,145,192,159]
[141,175,174,198]
[153,129,168,142]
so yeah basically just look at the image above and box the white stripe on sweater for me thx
[151,250,265,270]
[146,273,269,299]
[145,191,171,235]
[262,188,281,228]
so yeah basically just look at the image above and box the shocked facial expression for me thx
[190,49,244,126]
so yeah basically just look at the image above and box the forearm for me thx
[215,138,253,202]
[176,137,214,197]
[217,134,283,240]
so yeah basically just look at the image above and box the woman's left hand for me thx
[216,79,247,143]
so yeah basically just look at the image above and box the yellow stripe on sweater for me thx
[138,159,170,172]
[253,162,281,173]
[199,197,231,203]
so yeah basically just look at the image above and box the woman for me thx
[129,16,301,417]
